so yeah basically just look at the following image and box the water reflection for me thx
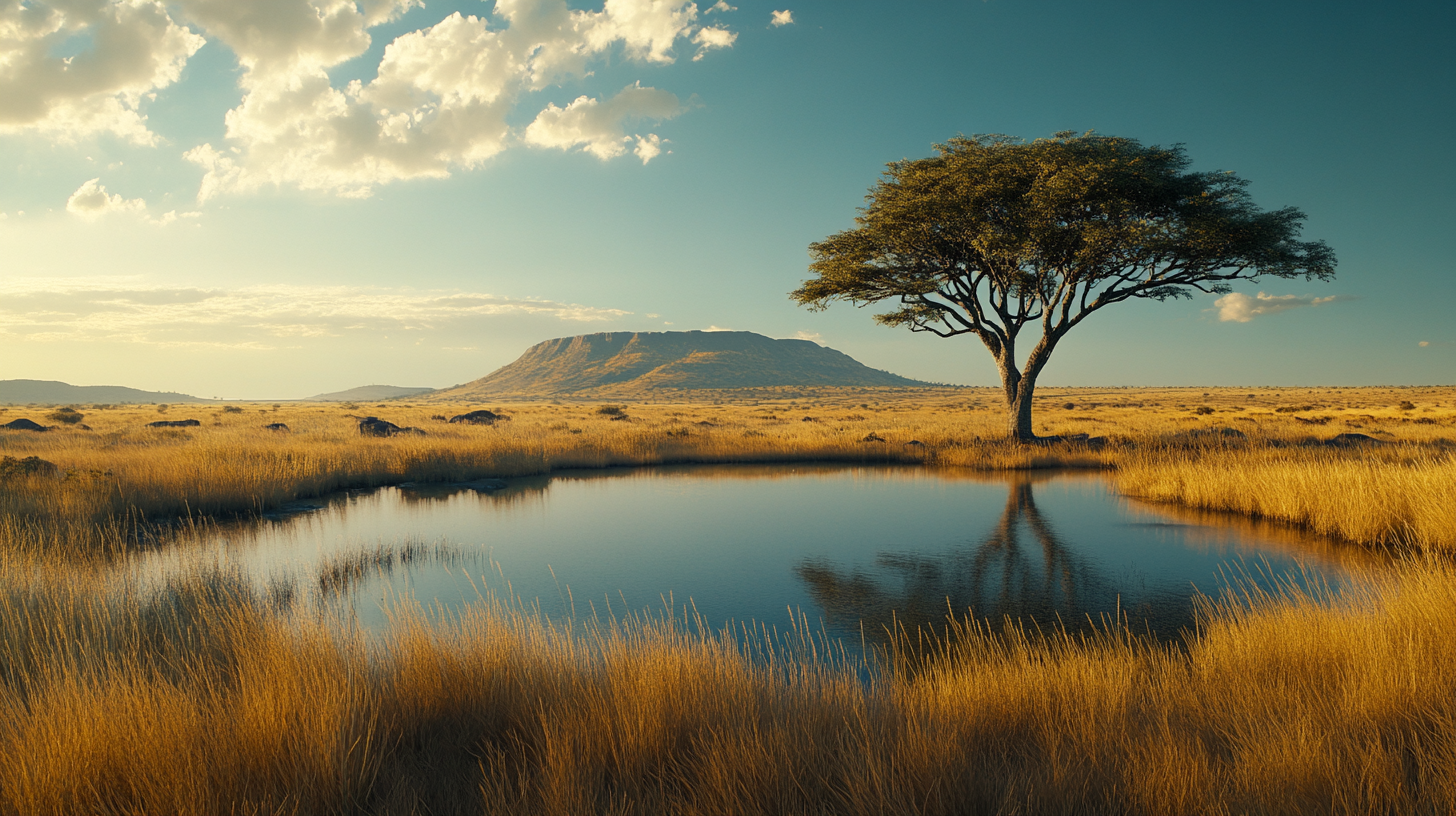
[119,464,1375,642]
[794,472,1381,641]
[797,473,1153,638]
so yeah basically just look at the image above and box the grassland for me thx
[2,385,1455,813]
[1,384,1452,554]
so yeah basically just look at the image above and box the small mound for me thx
[449,410,504,425]
[1,418,46,432]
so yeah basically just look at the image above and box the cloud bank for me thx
[2,0,740,201]
[179,0,734,199]
[1214,291,1350,323]
[0,279,630,349]
[0,0,204,143]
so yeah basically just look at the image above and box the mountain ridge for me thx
[308,384,436,401]
[433,331,935,399]
[0,379,210,405]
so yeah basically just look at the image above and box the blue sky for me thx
[1,0,1451,399]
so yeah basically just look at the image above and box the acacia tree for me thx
[791,132,1336,441]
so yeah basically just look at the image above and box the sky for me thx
[0,0,1452,399]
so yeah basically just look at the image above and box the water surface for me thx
[134,464,1378,640]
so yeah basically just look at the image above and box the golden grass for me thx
[1116,446,1456,550]
[6,559,1456,814]
[2,386,1455,812]
[1,385,1452,555]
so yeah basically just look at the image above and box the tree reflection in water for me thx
[796,474,1196,641]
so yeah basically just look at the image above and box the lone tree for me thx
[791,132,1336,441]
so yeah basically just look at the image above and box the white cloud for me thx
[1419,341,1431,347]
[632,133,664,163]
[1213,291,1349,323]
[0,278,631,348]
[65,178,147,219]
[707,1,736,12]
[793,330,822,343]
[703,325,733,332]
[770,9,794,26]
[182,0,729,200]
[691,25,736,60]
[0,0,205,144]
[64,178,199,224]
[525,82,681,162]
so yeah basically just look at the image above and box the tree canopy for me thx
[792,132,1336,440]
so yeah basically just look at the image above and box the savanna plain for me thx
[3,385,1456,814]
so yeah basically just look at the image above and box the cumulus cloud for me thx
[0,278,630,348]
[525,83,681,162]
[707,1,736,12]
[181,0,732,199]
[691,25,736,60]
[65,178,198,224]
[65,178,147,219]
[794,330,822,343]
[1419,341,1431,347]
[1213,291,1350,323]
[0,0,205,143]
[770,9,794,26]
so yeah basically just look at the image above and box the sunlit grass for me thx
[1,386,1455,811]
[0,385,1451,555]
[5,557,1456,814]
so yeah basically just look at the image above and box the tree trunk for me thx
[997,336,1056,443]
[1006,372,1038,442]
[996,356,1038,443]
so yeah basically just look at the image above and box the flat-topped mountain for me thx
[308,384,435,401]
[434,331,932,398]
[0,379,208,405]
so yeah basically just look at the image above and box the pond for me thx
[135,464,1380,641]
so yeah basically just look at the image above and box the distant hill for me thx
[433,331,933,399]
[0,379,208,405]
[308,384,436,401]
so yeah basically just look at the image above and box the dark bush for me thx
[47,407,84,424]
[1399,401,1416,410]
[596,405,625,416]
[221,405,244,414]
[1194,406,1215,415]
[0,455,58,478]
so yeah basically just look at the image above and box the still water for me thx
[139,464,1377,640]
